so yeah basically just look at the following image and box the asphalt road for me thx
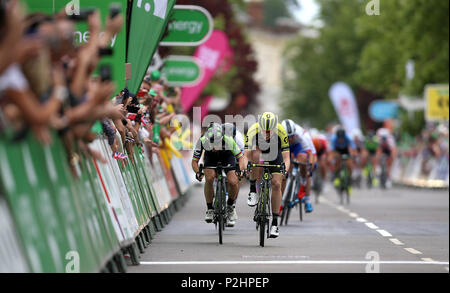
[128,182,449,273]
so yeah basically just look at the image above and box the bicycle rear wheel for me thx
[280,176,293,226]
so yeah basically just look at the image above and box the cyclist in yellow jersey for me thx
[245,112,291,238]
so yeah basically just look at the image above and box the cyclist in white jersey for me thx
[281,120,317,213]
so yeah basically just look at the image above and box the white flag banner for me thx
[329,82,361,133]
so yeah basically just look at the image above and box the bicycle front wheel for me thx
[259,218,265,247]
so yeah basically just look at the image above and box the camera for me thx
[99,65,112,82]
[109,3,121,19]
[67,8,95,22]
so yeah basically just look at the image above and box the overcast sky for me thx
[292,0,320,26]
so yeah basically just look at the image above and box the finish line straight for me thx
[139,260,449,266]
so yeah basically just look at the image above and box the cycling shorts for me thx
[256,152,283,174]
[381,147,392,157]
[335,147,350,156]
[204,151,236,172]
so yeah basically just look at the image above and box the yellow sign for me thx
[425,84,449,122]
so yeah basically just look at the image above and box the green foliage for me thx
[281,0,449,133]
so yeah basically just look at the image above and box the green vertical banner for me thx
[23,0,127,93]
[126,0,177,94]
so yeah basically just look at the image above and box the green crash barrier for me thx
[0,129,193,273]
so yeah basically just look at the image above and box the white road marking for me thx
[376,229,393,237]
[139,260,449,266]
[445,267,449,272]
[356,217,367,223]
[404,248,423,255]
[349,213,359,218]
[336,206,350,213]
[390,238,405,245]
[421,258,434,262]
[365,222,379,229]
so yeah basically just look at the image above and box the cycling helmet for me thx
[351,128,364,141]
[336,127,346,138]
[222,123,236,138]
[206,123,224,144]
[259,112,278,131]
[282,119,297,137]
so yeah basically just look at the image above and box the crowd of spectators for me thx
[0,0,182,176]
[397,123,449,180]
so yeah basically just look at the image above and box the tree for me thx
[281,0,449,133]
[281,0,368,128]
[162,0,260,117]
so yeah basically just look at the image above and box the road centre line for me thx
[321,195,437,263]
[390,238,405,245]
[376,229,393,237]
[404,248,423,255]
[139,260,449,266]
[365,222,379,229]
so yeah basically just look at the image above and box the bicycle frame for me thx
[281,161,310,225]
[336,155,351,204]
[247,162,285,247]
[199,163,235,245]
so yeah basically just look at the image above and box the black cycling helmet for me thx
[336,128,346,138]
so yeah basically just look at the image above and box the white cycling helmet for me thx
[351,128,364,141]
[282,119,297,137]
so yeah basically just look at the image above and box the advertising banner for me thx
[180,30,231,112]
[425,84,449,122]
[162,56,204,87]
[23,0,128,94]
[160,5,213,47]
[329,82,361,134]
[126,0,176,94]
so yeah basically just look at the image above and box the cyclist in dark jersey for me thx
[192,123,246,226]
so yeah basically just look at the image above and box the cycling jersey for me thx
[245,123,289,154]
[313,137,328,157]
[235,130,245,152]
[330,133,356,155]
[365,137,379,155]
[290,125,316,155]
[245,122,289,172]
[193,135,243,162]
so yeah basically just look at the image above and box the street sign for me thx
[425,84,449,122]
[160,5,213,47]
[369,100,399,122]
[162,56,203,86]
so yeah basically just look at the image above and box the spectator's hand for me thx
[17,38,43,63]
[104,103,125,120]
[105,14,124,36]
[31,125,52,145]
[88,10,102,35]
[52,64,66,87]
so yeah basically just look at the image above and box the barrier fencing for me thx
[392,152,449,189]
[0,130,194,273]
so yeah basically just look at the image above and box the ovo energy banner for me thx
[23,0,128,93]
[126,0,177,95]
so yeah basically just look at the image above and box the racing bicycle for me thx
[247,162,286,247]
